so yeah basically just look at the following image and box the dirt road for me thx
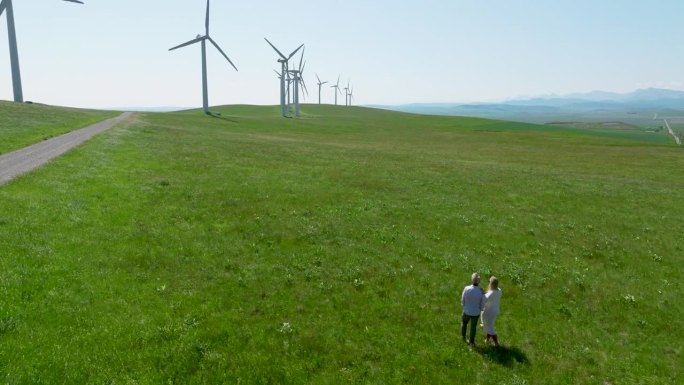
[0,112,134,186]
[663,119,681,145]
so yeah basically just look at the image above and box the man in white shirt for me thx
[461,273,485,345]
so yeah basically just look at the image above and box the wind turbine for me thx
[275,69,294,111]
[330,76,342,106]
[0,0,84,103]
[265,38,303,117]
[286,72,293,108]
[288,48,307,117]
[315,74,328,105]
[344,81,350,106]
[169,0,237,114]
[348,86,354,106]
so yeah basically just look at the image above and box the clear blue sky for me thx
[1,0,682,109]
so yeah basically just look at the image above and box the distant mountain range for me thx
[373,88,684,125]
[503,88,684,108]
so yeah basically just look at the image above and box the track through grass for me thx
[0,101,117,155]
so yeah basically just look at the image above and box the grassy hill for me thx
[0,105,682,384]
[0,101,118,155]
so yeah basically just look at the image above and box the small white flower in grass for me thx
[279,322,293,334]
[622,294,636,305]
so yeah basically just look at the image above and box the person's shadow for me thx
[473,345,530,367]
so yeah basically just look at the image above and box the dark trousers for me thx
[461,313,480,344]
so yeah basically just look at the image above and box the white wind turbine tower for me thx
[315,74,328,105]
[348,86,354,106]
[169,0,237,115]
[274,70,292,107]
[286,72,293,108]
[0,0,84,103]
[344,81,350,106]
[288,48,308,117]
[330,76,342,105]
[264,38,304,117]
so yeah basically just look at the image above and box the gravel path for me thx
[663,119,681,145]
[0,112,134,186]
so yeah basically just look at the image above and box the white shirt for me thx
[461,284,485,316]
[483,288,502,314]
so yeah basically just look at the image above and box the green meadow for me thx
[0,101,117,155]
[0,104,682,384]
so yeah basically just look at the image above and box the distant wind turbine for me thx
[315,74,328,105]
[0,0,84,103]
[169,0,237,114]
[288,48,307,117]
[274,69,292,107]
[330,76,342,106]
[348,86,354,106]
[344,81,350,106]
[286,72,293,107]
[265,38,304,117]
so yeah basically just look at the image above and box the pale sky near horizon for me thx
[0,0,682,109]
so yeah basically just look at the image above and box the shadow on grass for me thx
[473,345,530,367]
[207,112,239,124]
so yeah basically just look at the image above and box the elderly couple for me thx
[461,273,501,346]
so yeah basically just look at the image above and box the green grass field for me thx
[0,101,118,155]
[0,104,682,384]
[544,121,674,145]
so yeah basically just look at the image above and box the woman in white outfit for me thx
[481,276,502,346]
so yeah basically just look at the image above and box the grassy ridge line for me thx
[0,101,118,155]
[0,105,682,383]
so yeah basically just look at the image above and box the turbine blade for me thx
[169,36,205,51]
[0,1,6,14]
[301,79,309,96]
[316,73,321,84]
[208,37,238,71]
[298,47,305,72]
[288,44,304,60]
[264,38,287,60]
[336,75,340,87]
[63,0,84,4]
[205,0,210,35]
